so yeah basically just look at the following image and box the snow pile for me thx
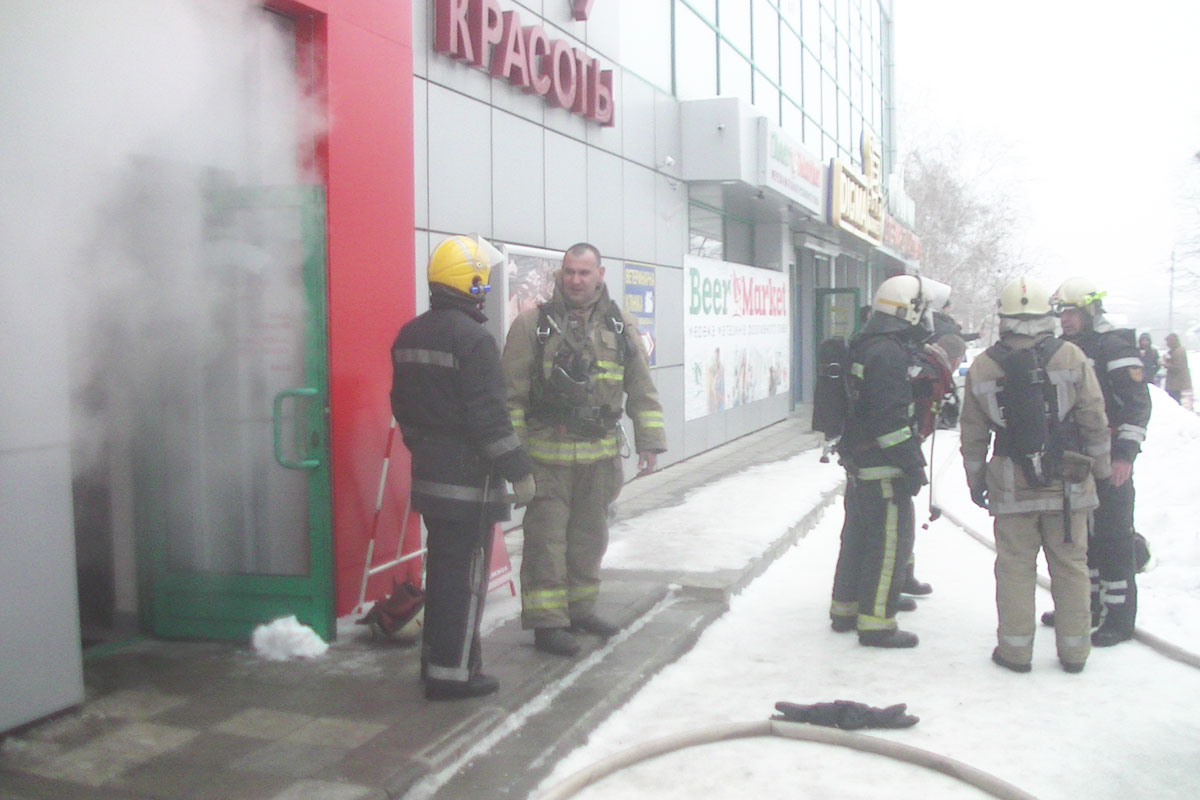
[604,450,843,573]
[251,615,328,661]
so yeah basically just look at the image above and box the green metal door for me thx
[138,185,333,642]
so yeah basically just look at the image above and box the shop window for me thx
[675,7,718,99]
[688,202,724,259]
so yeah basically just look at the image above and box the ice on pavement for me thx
[538,384,1200,800]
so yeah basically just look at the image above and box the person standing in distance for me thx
[390,234,536,700]
[502,243,666,657]
[960,276,1111,673]
[829,275,947,648]
[1050,278,1152,646]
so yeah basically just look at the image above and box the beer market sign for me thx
[829,131,884,246]
[434,0,615,126]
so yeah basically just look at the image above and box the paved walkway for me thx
[0,413,834,800]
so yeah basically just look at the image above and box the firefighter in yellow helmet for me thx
[960,276,1110,673]
[502,243,666,657]
[1048,276,1152,646]
[390,234,535,700]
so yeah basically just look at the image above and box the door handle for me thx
[272,387,320,469]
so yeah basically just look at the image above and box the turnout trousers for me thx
[1091,477,1137,635]
[994,510,1091,666]
[830,475,915,632]
[520,457,622,629]
[422,517,493,683]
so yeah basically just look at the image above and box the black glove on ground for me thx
[773,700,919,730]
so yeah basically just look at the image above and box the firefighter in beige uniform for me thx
[960,276,1111,673]
[502,243,667,657]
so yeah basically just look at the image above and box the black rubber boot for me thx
[534,627,582,656]
[858,629,919,648]
[896,596,917,612]
[1061,659,1086,674]
[991,647,1031,673]
[830,615,856,633]
[1091,625,1134,647]
[569,613,620,638]
[902,577,933,596]
[425,673,500,700]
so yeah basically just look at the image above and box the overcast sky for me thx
[893,0,1200,331]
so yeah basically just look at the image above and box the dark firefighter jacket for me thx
[390,291,534,523]
[837,313,926,480]
[1064,322,1151,463]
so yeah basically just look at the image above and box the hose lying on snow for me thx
[533,719,1038,800]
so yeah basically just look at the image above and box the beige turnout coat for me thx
[960,331,1112,515]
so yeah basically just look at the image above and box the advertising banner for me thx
[684,256,791,421]
[502,243,561,335]
[623,263,657,365]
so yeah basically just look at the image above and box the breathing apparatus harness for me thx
[529,299,629,441]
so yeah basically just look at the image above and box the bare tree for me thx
[903,147,1029,343]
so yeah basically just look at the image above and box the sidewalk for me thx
[0,414,834,800]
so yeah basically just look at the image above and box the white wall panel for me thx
[622,160,656,265]
[655,173,686,267]
[619,72,656,168]
[413,78,429,230]
[652,265,684,367]
[544,131,588,249]
[427,86,492,237]
[493,111,545,247]
[585,148,623,258]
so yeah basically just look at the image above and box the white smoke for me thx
[1,0,325,593]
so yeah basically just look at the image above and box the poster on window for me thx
[623,263,656,365]
[684,256,791,421]
[501,243,561,335]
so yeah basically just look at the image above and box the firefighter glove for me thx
[512,474,536,507]
[969,482,988,509]
[774,700,918,730]
[901,468,927,497]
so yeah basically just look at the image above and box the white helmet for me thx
[998,275,1053,317]
[872,274,951,327]
[1051,276,1106,316]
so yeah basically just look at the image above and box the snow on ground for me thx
[536,385,1200,800]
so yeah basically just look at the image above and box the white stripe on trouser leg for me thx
[426,542,485,683]
[1100,579,1128,605]
[1001,634,1034,647]
[1061,634,1089,648]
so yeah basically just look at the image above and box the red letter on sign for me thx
[467,0,503,69]
[591,66,614,126]
[543,41,578,109]
[571,49,594,115]
[523,26,551,96]
[572,0,596,21]
[434,0,473,62]
[491,11,530,87]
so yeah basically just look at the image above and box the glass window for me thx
[820,10,837,75]
[753,0,780,82]
[802,0,820,43]
[822,70,836,137]
[839,90,852,154]
[753,70,781,123]
[618,0,672,92]
[803,46,820,116]
[719,0,751,54]
[689,0,717,23]
[782,98,803,140]
[823,133,836,163]
[803,111,819,147]
[688,202,724,259]
[724,216,753,265]
[675,8,718,99]
[719,42,752,99]
[781,26,802,96]
[781,0,802,33]
[851,61,862,111]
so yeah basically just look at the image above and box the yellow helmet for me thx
[427,235,503,297]
[1051,276,1106,314]
[998,275,1053,317]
